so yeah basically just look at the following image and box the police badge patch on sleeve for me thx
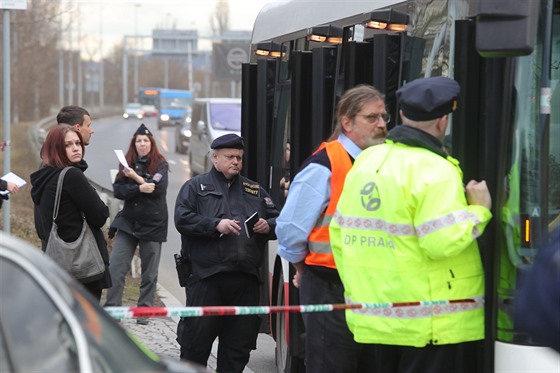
[264,197,275,208]
[243,181,260,196]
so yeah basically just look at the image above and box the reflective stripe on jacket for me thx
[330,140,492,347]
[305,141,352,269]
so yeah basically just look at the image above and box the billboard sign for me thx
[213,41,249,80]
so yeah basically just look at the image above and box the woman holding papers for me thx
[0,174,22,209]
[104,123,169,325]
[30,124,111,300]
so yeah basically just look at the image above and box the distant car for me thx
[188,98,241,176]
[141,105,158,118]
[175,107,193,154]
[123,103,143,119]
[0,232,210,373]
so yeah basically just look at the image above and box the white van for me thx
[188,98,242,176]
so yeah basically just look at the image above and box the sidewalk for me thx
[120,316,181,360]
[119,284,223,371]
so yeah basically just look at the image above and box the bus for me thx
[156,89,193,130]
[240,0,560,372]
[138,87,160,106]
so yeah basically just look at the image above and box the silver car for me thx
[123,103,143,119]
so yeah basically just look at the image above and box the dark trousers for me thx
[177,272,261,373]
[300,268,376,373]
[372,341,480,373]
[83,284,102,301]
[104,231,162,307]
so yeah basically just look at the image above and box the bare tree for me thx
[210,0,230,38]
[0,0,62,121]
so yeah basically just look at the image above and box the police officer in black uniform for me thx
[175,133,279,372]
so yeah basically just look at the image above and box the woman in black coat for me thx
[104,124,168,325]
[31,125,111,300]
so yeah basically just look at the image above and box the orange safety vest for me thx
[305,141,352,269]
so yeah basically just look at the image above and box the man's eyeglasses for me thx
[355,113,391,124]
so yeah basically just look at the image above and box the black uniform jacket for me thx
[30,161,112,289]
[174,167,279,283]
[111,157,169,242]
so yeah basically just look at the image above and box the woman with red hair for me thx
[31,124,111,300]
[104,123,169,325]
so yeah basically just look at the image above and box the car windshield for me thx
[126,103,141,109]
[161,97,191,109]
[209,103,241,131]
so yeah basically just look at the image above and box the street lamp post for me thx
[133,3,140,101]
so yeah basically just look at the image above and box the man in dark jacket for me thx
[175,133,279,373]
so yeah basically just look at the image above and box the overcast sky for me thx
[70,0,274,58]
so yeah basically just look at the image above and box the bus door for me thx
[241,57,278,335]
[256,58,278,190]
[241,63,258,182]
[372,33,404,130]
[341,41,373,92]
[312,46,338,147]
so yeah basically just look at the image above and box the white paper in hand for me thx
[114,150,130,169]
[0,172,26,195]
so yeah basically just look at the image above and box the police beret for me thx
[397,76,460,121]
[211,133,245,150]
[134,123,152,136]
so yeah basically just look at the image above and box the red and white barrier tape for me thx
[105,298,483,319]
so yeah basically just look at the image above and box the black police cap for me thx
[134,123,152,137]
[211,133,245,150]
[397,76,460,121]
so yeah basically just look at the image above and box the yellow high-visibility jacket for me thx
[330,139,492,347]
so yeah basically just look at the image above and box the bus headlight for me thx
[160,114,170,121]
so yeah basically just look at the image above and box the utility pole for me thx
[77,6,82,106]
[133,3,141,101]
[99,3,104,108]
[122,36,128,108]
[1,0,28,232]
[2,9,12,232]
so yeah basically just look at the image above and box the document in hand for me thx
[114,149,130,169]
[244,212,259,238]
[0,172,26,195]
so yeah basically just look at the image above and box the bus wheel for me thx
[275,270,304,373]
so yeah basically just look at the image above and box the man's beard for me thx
[372,128,388,145]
